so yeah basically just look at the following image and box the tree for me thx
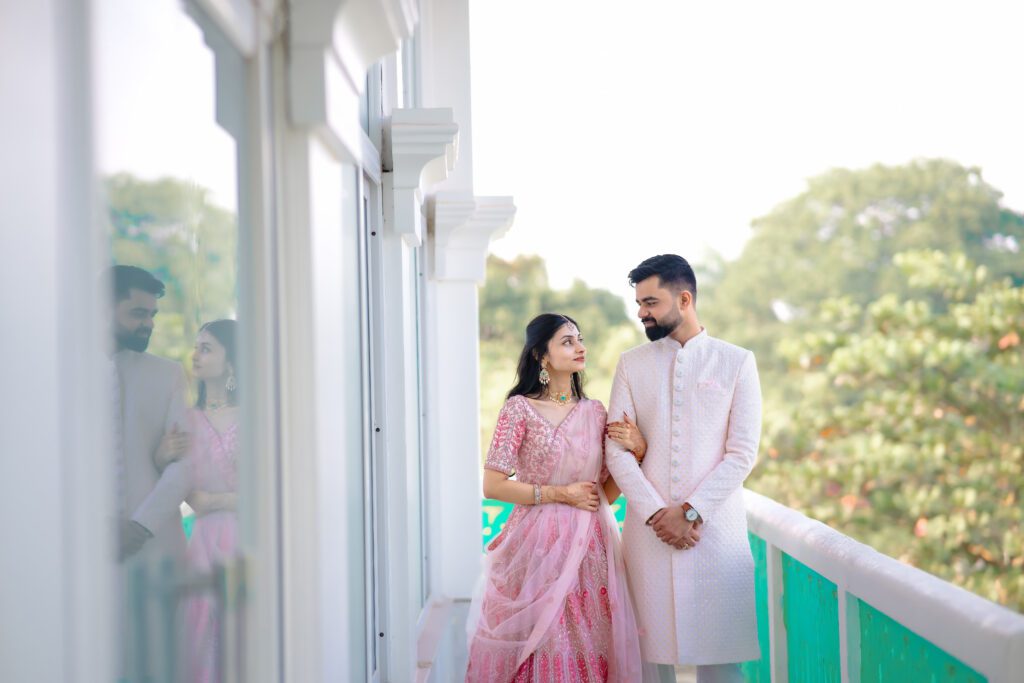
[478,255,644,456]
[106,173,238,371]
[751,250,1024,610]
[702,160,1024,374]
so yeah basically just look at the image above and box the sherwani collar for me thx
[656,326,708,353]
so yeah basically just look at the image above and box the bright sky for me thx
[93,0,237,211]
[469,0,1024,298]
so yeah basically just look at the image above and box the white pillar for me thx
[428,194,516,600]
[382,107,459,682]
[0,2,113,682]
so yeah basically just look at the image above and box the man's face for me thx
[635,276,683,341]
[113,288,158,352]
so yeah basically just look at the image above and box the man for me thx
[104,264,190,563]
[605,254,761,683]
[103,265,191,679]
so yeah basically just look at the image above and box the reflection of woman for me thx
[181,319,239,683]
[466,314,647,682]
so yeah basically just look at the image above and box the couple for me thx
[466,255,762,682]
[106,265,240,683]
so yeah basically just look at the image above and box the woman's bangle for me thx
[534,483,543,505]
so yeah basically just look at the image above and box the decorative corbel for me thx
[384,108,459,247]
[431,194,516,282]
[288,0,418,159]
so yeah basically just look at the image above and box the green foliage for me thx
[702,159,1024,374]
[479,255,644,456]
[753,250,1024,610]
[106,173,238,373]
[481,160,1024,613]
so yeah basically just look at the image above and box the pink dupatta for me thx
[467,398,642,682]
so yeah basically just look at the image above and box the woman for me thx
[181,319,240,683]
[466,314,648,682]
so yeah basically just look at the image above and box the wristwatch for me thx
[683,503,701,523]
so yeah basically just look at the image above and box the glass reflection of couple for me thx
[105,265,238,683]
[466,255,762,683]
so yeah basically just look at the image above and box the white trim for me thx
[188,0,259,56]
[0,3,113,681]
[844,593,862,683]
[766,542,788,683]
[288,0,418,164]
[431,194,515,282]
[746,489,1024,681]
[384,108,459,247]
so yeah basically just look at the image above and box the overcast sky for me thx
[469,0,1024,299]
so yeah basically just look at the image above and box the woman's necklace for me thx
[547,385,573,406]
[206,399,231,412]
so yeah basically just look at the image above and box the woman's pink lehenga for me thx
[182,408,239,683]
[466,396,642,682]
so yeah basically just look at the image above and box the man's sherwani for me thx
[605,330,761,665]
[115,349,190,563]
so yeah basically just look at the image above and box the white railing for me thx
[744,489,1024,683]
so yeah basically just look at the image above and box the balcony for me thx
[481,491,1024,681]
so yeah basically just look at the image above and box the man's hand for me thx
[649,506,702,550]
[118,519,153,562]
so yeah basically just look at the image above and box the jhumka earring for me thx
[225,373,237,392]
[538,366,550,386]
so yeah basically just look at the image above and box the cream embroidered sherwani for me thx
[605,330,761,665]
[115,349,190,561]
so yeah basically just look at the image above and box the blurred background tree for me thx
[478,254,645,454]
[479,159,1024,611]
[106,172,238,387]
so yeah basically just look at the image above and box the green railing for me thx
[480,493,1024,681]
[744,490,1023,682]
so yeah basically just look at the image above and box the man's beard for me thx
[642,312,681,341]
[116,328,151,352]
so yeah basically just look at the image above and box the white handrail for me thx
[744,489,1024,683]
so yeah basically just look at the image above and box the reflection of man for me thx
[606,254,761,683]
[103,265,190,561]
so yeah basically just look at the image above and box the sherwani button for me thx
[672,475,679,482]
[671,493,680,501]
[672,459,679,466]
[673,429,680,436]
[673,414,681,421]
[674,399,682,406]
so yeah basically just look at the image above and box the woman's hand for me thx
[606,413,646,462]
[155,424,190,471]
[188,490,237,515]
[558,481,599,512]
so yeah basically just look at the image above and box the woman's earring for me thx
[538,366,550,386]
[225,373,237,392]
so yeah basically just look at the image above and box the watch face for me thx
[685,508,698,521]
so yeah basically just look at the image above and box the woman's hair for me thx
[195,319,239,408]
[506,313,587,401]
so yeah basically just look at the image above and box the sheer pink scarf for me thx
[467,401,642,681]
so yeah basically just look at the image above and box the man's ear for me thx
[678,289,693,311]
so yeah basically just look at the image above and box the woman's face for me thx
[191,330,229,381]
[542,322,586,374]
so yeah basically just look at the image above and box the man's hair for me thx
[101,265,166,302]
[628,254,697,302]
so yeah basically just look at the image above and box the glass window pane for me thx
[94,1,247,680]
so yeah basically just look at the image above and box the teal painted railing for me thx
[744,490,1023,682]
[479,493,1024,681]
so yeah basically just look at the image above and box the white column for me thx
[381,107,459,682]
[0,2,113,682]
[427,194,516,600]
[419,0,476,193]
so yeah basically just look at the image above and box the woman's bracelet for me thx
[533,483,543,505]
